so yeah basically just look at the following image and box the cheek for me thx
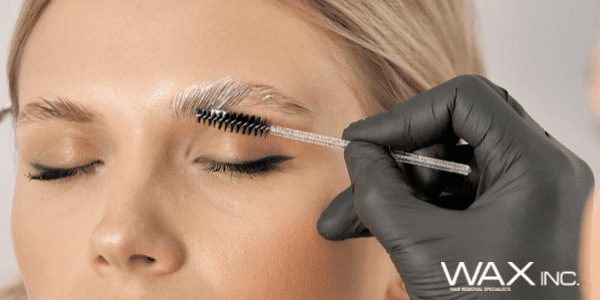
[195,149,357,298]
[11,171,91,298]
[208,196,360,299]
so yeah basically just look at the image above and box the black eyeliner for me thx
[28,160,102,181]
[201,155,293,176]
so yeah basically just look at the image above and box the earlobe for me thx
[384,275,410,300]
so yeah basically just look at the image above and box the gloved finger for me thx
[344,140,451,251]
[317,143,479,241]
[395,143,479,206]
[343,75,545,150]
[401,143,454,199]
[471,75,548,136]
[402,143,480,200]
[317,144,479,242]
[439,144,479,197]
[342,75,548,189]
[473,75,572,157]
[317,186,372,241]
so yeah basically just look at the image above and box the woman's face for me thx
[12,0,398,299]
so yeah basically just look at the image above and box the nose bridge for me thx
[113,125,165,187]
[88,133,185,277]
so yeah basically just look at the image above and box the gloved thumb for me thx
[316,186,372,240]
[317,143,477,241]
[342,140,452,252]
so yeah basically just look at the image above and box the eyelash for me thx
[27,160,103,181]
[27,156,292,181]
[199,155,293,177]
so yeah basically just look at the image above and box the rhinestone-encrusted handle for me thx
[269,126,470,175]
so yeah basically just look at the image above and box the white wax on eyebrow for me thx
[172,78,289,118]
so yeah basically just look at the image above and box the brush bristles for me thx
[197,108,271,137]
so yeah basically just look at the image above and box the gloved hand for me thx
[317,75,594,300]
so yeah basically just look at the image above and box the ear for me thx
[384,275,410,300]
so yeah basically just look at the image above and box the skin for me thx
[580,188,599,300]
[12,0,404,299]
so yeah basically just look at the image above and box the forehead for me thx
[18,0,349,114]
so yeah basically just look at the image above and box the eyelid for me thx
[194,155,292,165]
[31,160,102,171]
[28,160,103,181]
[195,155,293,176]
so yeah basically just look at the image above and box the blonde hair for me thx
[2,0,485,297]
[0,280,27,300]
[3,0,52,123]
[279,0,484,114]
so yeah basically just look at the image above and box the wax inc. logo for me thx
[440,262,578,292]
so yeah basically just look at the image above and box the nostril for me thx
[92,255,111,267]
[130,254,156,264]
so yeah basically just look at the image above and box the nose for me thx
[88,193,185,277]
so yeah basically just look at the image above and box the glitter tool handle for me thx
[269,125,471,176]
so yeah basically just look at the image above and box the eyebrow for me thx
[17,78,311,126]
[171,78,311,119]
[19,97,97,125]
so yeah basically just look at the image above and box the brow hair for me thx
[171,78,310,118]
[18,97,97,124]
[16,79,310,127]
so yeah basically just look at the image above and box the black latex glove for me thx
[317,75,594,300]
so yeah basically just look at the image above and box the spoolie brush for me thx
[197,108,471,175]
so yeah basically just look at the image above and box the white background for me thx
[1,0,599,288]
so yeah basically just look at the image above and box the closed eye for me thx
[27,160,103,181]
[27,155,292,181]
[196,155,293,177]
